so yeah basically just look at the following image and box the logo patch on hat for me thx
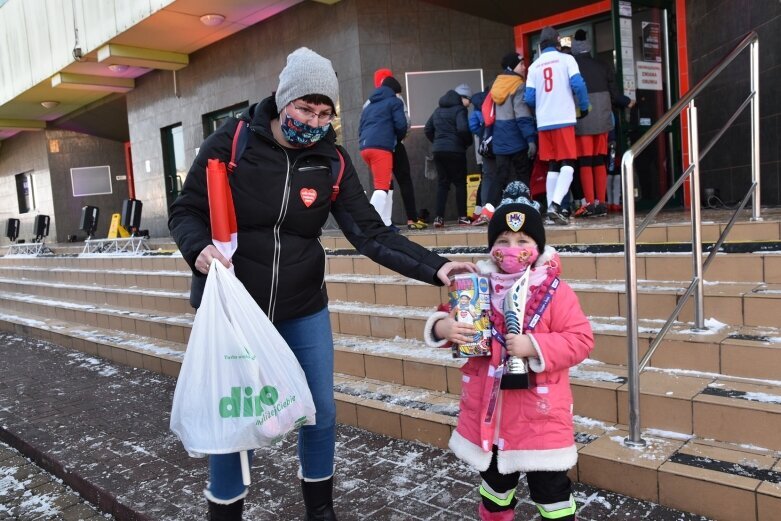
[505,211,525,231]
[300,188,317,207]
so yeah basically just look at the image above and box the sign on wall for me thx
[70,165,113,197]
[405,69,484,128]
[642,22,661,62]
[636,61,663,90]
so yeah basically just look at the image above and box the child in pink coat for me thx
[424,181,593,521]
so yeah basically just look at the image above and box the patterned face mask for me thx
[490,245,539,274]
[280,108,330,146]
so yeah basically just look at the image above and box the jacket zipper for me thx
[268,148,292,321]
[248,124,334,321]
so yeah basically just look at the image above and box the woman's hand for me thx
[194,245,231,275]
[436,261,477,285]
[505,333,536,358]
[434,316,476,345]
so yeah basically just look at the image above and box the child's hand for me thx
[434,317,476,345]
[505,334,536,358]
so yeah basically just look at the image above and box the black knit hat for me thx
[487,181,546,251]
[381,76,402,94]
[539,26,560,51]
[501,52,522,71]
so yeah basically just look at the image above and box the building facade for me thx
[0,0,778,245]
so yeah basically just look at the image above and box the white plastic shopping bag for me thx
[170,260,317,458]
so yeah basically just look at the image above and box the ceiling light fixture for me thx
[199,13,225,26]
[40,101,60,109]
[108,64,129,73]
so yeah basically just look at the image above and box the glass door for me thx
[612,0,679,208]
[162,124,186,210]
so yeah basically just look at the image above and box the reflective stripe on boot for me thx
[478,480,516,520]
[536,494,577,520]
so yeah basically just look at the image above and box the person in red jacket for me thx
[424,181,594,521]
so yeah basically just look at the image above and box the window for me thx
[162,123,187,208]
[202,102,249,138]
[15,172,35,213]
[70,166,113,197]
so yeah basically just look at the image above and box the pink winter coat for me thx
[424,246,593,474]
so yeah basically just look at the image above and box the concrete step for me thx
[3,281,779,382]
[0,289,194,345]
[319,218,781,251]
[324,273,781,328]
[0,264,191,291]
[327,250,780,284]
[0,276,192,314]
[0,252,189,272]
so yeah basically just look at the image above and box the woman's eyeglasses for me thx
[290,103,335,123]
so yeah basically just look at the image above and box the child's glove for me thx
[527,142,537,159]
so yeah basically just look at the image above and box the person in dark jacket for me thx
[486,52,537,216]
[571,29,633,217]
[370,69,428,230]
[424,84,473,227]
[168,47,475,521]
[359,75,408,227]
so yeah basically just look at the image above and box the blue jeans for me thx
[205,307,336,503]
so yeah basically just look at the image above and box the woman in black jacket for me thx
[424,84,474,227]
[169,47,474,521]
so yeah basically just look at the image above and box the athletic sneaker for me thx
[592,203,608,217]
[433,217,445,228]
[457,216,472,226]
[471,214,490,226]
[546,202,569,225]
[407,219,428,230]
[573,205,592,218]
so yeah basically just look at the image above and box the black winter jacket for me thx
[424,90,472,153]
[573,53,632,136]
[169,97,448,322]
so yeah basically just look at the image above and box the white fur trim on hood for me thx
[424,311,450,348]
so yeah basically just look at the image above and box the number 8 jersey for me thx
[525,48,589,130]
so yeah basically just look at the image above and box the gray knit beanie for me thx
[275,47,339,112]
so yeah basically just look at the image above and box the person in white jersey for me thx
[524,26,590,225]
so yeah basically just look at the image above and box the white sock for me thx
[546,171,559,207]
[552,165,574,205]
[370,190,388,224]
[381,189,394,226]
[611,175,622,205]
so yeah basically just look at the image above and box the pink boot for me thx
[478,502,514,521]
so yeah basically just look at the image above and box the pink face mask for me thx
[490,245,539,274]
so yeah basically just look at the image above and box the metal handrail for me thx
[621,31,760,447]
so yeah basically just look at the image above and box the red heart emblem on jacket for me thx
[300,188,317,207]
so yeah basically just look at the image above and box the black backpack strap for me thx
[227,120,249,174]
[228,122,343,200]
[330,149,345,202]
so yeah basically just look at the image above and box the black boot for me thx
[207,499,244,521]
[301,478,337,521]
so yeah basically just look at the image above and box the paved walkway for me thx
[0,441,106,520]
[0,331,712,520]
